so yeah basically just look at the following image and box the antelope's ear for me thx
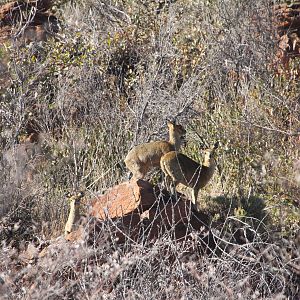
[213,141,220,150]
[166,117,177,126]
[180,135,187,147]
[77,191,85,198]
[167,120,174,128]
[65,192,72,198]
[199,143,206,150]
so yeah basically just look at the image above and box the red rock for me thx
[90,180,157,220]
[273,3,300,73]
[65,226,85,242]
[18,243,39,265]
[65,180,210,245]
[0,1,58,44]
[0,1,55,26]
[141,199,191,240]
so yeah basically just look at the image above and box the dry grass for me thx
[0,0,299,298]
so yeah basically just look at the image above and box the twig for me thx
[238,120,300,136]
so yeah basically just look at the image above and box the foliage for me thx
[0,0,299,298]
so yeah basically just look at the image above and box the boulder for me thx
[0,1,59,92]
[89,180,157,220]
[66,180,210,244]
[0,1,59,43]
[273,3,300,72]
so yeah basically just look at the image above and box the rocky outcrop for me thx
[274,3,300,72]
[65,180,211,245]
[0,0,58,43]
[0,1,59,92]
[275,3,300,35]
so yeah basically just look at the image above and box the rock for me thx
[274,3,300,34]
[18,243,39,264]
[0,1,59,44]
[90,180,157,220]
[273,3,300,72]
[64,180,211,244]
[65,226,85,242]
[0,1,59,93]
[140,200,191,240]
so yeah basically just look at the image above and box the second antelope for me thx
[64,191,85,236]
[124,120,186,179]
[160,142,219,208]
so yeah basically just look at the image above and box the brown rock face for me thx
[0,0,59,43]
[275,3,300,35]
[273,3,300,72]
[67,180,210,244]
[90,180,157,220]
[0,1,59,92]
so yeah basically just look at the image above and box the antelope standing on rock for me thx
[124,120,186,179]
[160,142,219,208]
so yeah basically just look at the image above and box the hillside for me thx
[0,0,299,299]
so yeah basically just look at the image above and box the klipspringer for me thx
[124,120,186,179]
[160,142,219,208]
[64,191,85,236]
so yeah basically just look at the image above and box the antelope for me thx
[124,120,186,179]
[160,142,219,208]
[64,192,85,236]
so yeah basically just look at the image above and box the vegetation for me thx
[0,0,299,298]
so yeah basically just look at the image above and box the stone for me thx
[0,1,59,43]
[90,180,157,220]
[18,243,39,265]
[65,180,211,245]
[273,3,300,73]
